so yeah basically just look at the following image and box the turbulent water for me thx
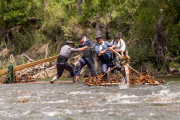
[0,76,180,120]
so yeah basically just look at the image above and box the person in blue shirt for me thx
[75,36,96,80]
[95,36,122,80]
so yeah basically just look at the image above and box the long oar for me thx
[110,48,130,87]
[0,55,59,76]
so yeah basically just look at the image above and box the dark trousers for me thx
[75,56,96,77]
[101,61,122,79]
[56,62,75,78]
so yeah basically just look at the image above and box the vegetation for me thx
[0,0,180,74]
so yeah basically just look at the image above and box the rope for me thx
[6,61,16,83]
[110,48,143,76]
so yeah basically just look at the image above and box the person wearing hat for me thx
[111,33,126,54]
[94,36,122,80]
[75,36,96,80]
[111,33,126,74]
[50,40,89,83]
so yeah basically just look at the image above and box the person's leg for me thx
[101,63,108,80]
[108,62,122,72]
[115,57,121,73]
[65,63,77,82]
[115,62,122,72]
[107,62,119,76]
[50,63,64,83]
[75,57,87,78]
[51,75,59,82]
[86,57,96,76]
[110,68,115,75]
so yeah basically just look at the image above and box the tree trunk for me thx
[96,23,107,41]
[0,28,8,41]
[152,15,169,73]
[77,0,82,15]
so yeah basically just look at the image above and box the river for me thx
[0,76,180,120]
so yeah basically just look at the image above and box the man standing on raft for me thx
[75,36,96,81]
[94,36,122,80]
[50,40,89,83]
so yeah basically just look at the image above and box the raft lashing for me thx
[0,54,36,84]
[0,70,36,84]
[129,70,164,85]
[82,69,164,86]
[82,49,164,86]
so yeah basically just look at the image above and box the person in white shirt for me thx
[111,33,126,74]
[111,33,126,54]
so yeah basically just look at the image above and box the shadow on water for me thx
[0,76,180,119]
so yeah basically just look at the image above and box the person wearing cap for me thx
[50,40,89,83]
[111,33,126,74]
[94,36,122,80]
[111,33,126,54]
[75,36,96,80]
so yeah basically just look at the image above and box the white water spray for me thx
[119,77,127,89]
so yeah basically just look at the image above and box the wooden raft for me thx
[0,81,76,84]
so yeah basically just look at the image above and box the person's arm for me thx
[111,45,116,49]
[105,41,116,50]
[98,48,109,56]
[116,49,122,53]
[70,46,89,54]
[105,41,113,47]
[78,46,90,51]
[98,42,116,56]
[88,39,95,49]
[108,45,117,51]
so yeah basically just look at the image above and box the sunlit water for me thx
[0,76,180,120]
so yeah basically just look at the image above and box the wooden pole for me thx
[110,48,130,87]
[0,55,58,76]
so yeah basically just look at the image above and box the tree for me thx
[77,0,82,15]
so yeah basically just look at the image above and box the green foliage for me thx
[12,28,47,54]
[165,22,180,55]
[169,62,174,67]
[0,0,43,27]
[0,0,180,73]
